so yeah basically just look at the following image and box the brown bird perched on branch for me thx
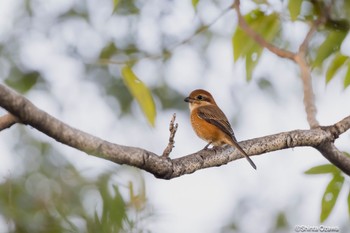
[184,89,256,170]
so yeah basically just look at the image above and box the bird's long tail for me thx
[229,139,257,170]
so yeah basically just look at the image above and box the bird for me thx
[184,89,256,170]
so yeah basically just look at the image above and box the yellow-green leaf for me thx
[320,174,344,222]
[113,0,120,13]
[233,10,280,60]
[99,42,118,59]
[304,164,340,175]
[288,0,303,21]
[121,66,156,126]
[344,62,350,89]
[192,0,200,10]
[233,10,280,80]
[246,51,261,81]
[313,30,347,68]
[5,71,41,93]
[326,53,348,83]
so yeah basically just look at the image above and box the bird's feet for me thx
[203,142,212,150]
[203,143,220,154]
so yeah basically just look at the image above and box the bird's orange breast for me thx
[190,108,229,146]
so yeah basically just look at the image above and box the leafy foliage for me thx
[344,63,350,88]
[325,53,349,83]
[232,10,280,81]
[312,31,347,68]
[304,164,341,175]
[5,70,42,94]
[288,0,303,21]
[192,0,200,10]
[232,0,350,89]
[0,133,153,233]
[320,174,344,222]
[113,0,120,13]
[305,163,348,223]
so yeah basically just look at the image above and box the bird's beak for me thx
[184,97,192,103]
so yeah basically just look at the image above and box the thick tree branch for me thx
[1,84,350,178]
[317,142,350,174]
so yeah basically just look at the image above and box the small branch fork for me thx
[233,0,319,128]
[1,84,350,178]
[232,0,350,171]
[162,113,178,157]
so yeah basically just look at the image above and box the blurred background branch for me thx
[0,113,18,131]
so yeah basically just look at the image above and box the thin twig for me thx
[296,4,330,128]
[162,113,178,157]
[99,3,233,66]
[0,113,18,131]
[294,54,319,128]
[299,0,334,55]
[298,22,319,55]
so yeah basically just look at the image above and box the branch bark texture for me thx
[1,84,350,178]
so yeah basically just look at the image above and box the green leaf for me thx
[192,0,200,9]
[121,66,156,126]
[233,28,252,61]
[288,0,303,21]
[100,42,118,59]
[233,10,264,61]
[232,10,280,80]
[320,174,345,222]
[113,0,120,13]
[246,51,261,81]
[274,211,288,229]
[344,62,350,89]
[326,53,348,83]
[304,164,340,175]
[112,185,127,229]
[313,30,347,68]
[98,173,127,232]
[5,71,41,93]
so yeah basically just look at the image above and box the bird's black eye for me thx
[197,95,203,100]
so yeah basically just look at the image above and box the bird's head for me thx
[184,89,217,110]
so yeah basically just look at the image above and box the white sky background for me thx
[1,0,350,232]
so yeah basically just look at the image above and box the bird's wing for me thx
[197,105,236,140]
[197,105,257,170]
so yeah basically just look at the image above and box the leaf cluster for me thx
[305,160,350,222]
[0,132,153,233]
